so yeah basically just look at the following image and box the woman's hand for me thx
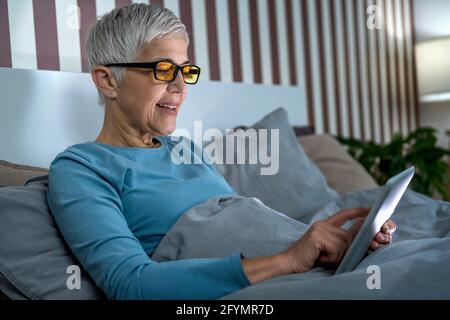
[242,208,397,284]
[282,208,369,274]
[370,220,397,251]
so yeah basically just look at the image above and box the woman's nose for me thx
[167,70,186,93]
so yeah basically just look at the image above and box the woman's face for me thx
[115,37,189,137]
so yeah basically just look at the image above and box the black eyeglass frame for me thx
[103,59,201,84]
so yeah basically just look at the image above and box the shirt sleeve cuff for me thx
[228,252,251,288]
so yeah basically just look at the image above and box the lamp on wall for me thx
[415,36,450,103]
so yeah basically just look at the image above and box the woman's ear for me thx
[91,66,119,99]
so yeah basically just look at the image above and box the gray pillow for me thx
[210,107,339,220]
[0,176,105,300]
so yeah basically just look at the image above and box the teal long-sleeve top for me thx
[46,135,251,300]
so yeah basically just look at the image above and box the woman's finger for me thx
[381,220,397,234]
[316,228,348,265]
[325,207,370,227]
[323,224,353,248]
[370,240,381,251]
[374,232,392,244]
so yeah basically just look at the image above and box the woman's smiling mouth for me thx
[156,102,178,115]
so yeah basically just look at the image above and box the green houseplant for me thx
[337,127,450,200]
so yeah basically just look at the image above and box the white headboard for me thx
[0,67,307,168]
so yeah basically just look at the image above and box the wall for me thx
[0,66,306,168]
[0,0,418,144]
[413,0,450,149]
[419,101,450,149]
[413,0,450,42]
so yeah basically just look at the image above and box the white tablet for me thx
[335,166,415,274]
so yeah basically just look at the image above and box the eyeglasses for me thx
[104,59,201,85]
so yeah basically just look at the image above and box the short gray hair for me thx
[86,3,189,105]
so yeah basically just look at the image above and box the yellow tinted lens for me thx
[182,66,200,84]
[155,62,176,81]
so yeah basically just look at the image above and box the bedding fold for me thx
[152,187,450,299]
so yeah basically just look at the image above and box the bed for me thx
[1,68,449,300]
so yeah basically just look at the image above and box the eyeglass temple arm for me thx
[103,62,157,68]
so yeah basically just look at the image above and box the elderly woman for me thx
[47,3,395,300]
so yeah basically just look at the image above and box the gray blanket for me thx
[151,187,450,299]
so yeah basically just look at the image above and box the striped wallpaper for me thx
[0,0,418,144]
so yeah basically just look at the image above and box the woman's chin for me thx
[157,124,177,137]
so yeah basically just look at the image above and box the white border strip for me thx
[395,0,408,136]
[358,0,372,141]
[403,0,416,129]
[276,0,290,86]
[165,0,180,18]
[55,0,82,72]
[387,0,399,136]
[346,0,361,139]
[257,0,273,85]
[368,2,381,143]
[292,0,307,115]
[238,0,254,84]
[322,0,337,135]
[216,0,233,82]
[377,0,391,141]
[7,0,37,69]
[192,0,210,81]
[96,0,116,17]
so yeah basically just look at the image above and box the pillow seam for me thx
[0,262,41,300]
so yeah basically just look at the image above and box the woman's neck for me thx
[95,105,161,149]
